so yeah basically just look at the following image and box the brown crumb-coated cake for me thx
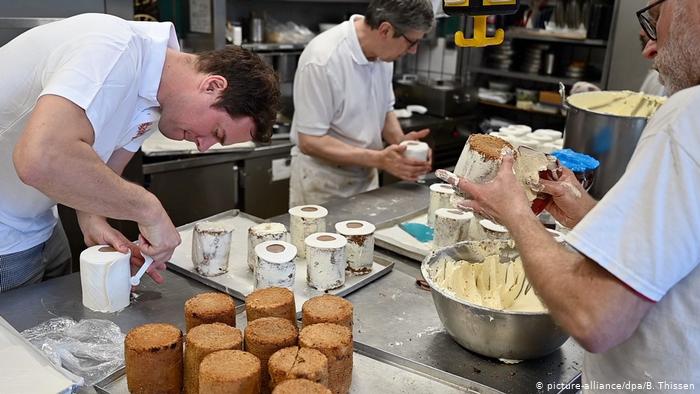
[468,134,514,161]
[299,323,352,394]
[246,287,296,323]
[272,379,332,394]
[268,346,329,389]
[185,292,236,332]
[199,350,261,394]
[301,295,353,329]
[185,323,244,394]
[245,317,299,393]
[125,323,183,394]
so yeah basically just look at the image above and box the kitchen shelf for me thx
[478,100,564,117]
[467,66,595,86]
[506,28,608,47]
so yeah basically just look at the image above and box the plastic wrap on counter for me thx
[21,317,125,386]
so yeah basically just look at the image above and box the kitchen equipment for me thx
[560,85,662,198]
[250,16,264,43]
[442,0,521,47]
[421,240,569,360]
[276,53,299,83]
[394,79,476,117]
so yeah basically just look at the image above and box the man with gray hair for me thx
[452,0,700,391]
[289,0,434,206]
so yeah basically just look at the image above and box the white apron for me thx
[289,146,379,207]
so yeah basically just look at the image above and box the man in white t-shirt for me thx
[0,14,279,292]
[452,0,699,391]
[289,0,434,206]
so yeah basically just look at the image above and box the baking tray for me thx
[166,210,394,314]
[94,350,479,394]
[374,210,433,262]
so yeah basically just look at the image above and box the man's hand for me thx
[137,209,181,267]
[379,144,432,181]
[539,167,597,228]
[455,154,533,227]
[77,211,167,284]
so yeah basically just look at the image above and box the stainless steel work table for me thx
[0,180,584,393]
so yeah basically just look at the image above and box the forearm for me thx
[16,139,163,225]
[298,134,382,169]
[505,212,650,352]
[381,112,405,145]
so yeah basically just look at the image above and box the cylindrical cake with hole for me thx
[428,183,455,227]
[299,323,352,394]
[302,295,353,329]
[185,292,237,332]
[185,323,243,394]
[199,350,261,394]
[246,287,296,323]
[125,323,183,394]
[304,233,347,291]
[334,220,375,275]
[254,241,297,290]
[433,208,473,248]
[271,378,332,394]
[245,317,299,393]
[288,205,328,258]
[268,346,329,389]
[248,222,290,271]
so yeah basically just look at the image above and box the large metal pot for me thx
[421,240,569,361]
[562,90,651,199]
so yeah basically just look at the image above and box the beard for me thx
[654,6,700,95]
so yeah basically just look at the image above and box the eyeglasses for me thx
[401,33,420,49]
[636,0,668,41]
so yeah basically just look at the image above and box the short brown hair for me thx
[196,46,280,143]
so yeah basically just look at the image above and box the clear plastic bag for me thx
[21,317,125,386]
[265,16,315,44]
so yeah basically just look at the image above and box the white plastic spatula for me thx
[130,254,154,286]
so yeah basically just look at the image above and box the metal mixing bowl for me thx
[421,240,570,361]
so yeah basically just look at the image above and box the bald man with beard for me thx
[450,0,700,391]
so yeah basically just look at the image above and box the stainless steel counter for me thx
[0,181,584,393]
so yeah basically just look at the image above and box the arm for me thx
[13,95,180,264]
[297,132,431,181]
[455,156,653,353]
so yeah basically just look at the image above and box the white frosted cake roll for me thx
[247,222,289,271]
[289,205,328,258]
[254,241,297,290]
[400,140,429,161]
[433,208,473,249]
[305,233,347,291]
[428,183,455,227]
[80,245,132,313]
[192,221,234,277]
[334,220,376,275]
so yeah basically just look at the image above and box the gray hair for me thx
[365,0,435,36]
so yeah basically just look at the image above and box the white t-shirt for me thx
[0,13,179,254]
[291,15,395,151]
[566,86,700,391]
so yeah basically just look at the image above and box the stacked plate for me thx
[487,40,514,71]
[520,44,549,74]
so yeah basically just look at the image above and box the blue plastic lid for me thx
[551,149,600,172]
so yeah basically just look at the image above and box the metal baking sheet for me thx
[374,210,432,262]
[166,210,394,314]
[94,351,476,394]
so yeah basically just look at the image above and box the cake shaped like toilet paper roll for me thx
[247,222,289,271]
[289,205,328,258]
[334,220,376,275]
[305,233,347,291]
[192,221,234,277]
[80,245,153,313]
[433,208,473,249]
[400,140,429,161]
[254,240,297,290]
[428,183,455,227]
